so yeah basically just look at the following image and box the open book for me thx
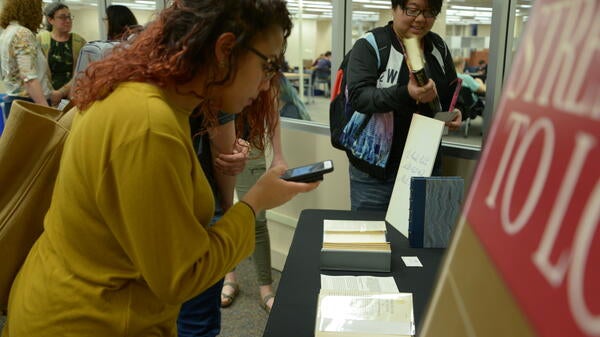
[316,275,414,337]
[321,220,391,272]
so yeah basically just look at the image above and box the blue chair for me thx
[312,69,331,97]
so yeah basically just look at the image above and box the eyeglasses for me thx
[54,15,74,21]
[403,6,438,19]
[244,46,281,82]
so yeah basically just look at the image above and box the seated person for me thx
[311,51,331,94]
[278,74,310,120]
[454,57,485,104]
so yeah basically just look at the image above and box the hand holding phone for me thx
[241,165,321,214]
[280,160,334,183]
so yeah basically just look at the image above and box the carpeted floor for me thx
[0,257,281,336]
[220,257,281,337]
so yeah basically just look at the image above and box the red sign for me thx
[464,0,599,336]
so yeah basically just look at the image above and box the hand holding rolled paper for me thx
[403,37,442,112]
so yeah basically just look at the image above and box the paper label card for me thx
[401,256,423,267]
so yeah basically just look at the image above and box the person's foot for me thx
[221,273,239,308]
[259,284,275,314]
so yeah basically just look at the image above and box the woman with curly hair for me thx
[0,0,61,118]
[1,1,318,336]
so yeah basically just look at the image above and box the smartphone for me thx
[280,160,334,183]
[434,110,459,122]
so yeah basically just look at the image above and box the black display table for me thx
[263,209,445,337]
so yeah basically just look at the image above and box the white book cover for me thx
[385,114,444,237]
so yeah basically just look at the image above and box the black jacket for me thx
[346,23,457,179]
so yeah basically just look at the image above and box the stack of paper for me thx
[320,220,391,272]
[315,275,415,337]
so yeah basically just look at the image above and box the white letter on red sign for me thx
[568,180,600,335]
[533,133,596,287]
[501,118,554,235]
[485,113,530,209]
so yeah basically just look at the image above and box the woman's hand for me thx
[407,75,438,104]
[445,108,462,131]
[50,90,63,107]
[241,165,320,214]
[214,138,249,176]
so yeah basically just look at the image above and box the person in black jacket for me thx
[346,0,461,211]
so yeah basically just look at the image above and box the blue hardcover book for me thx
[409,177,464,248]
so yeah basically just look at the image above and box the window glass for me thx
[282,1,333,124]
[65,0,157,41]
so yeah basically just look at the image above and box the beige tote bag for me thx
[0,100,75,311]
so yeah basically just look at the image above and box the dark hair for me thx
[73,0,293,151]
[324,51,331,57]
[44,2,69,31]
[0,0,44,32]
[391,0,443,14]
[106,5,139,40]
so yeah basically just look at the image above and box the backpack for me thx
[329,29,390,151]
[0,101,76,311]
[74,40,120,76]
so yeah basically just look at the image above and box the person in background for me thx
[311,50,331,94]
[310,53,324,68]
[71,5,141,86]
[105,4,142,41]
[219,108,287,316]
[177,111,249,337]
[453,56,486,104]
[38,2,86,100]
[476,59,487,83]
[278,73,310,120]
[344,0,461,211]
[1,1,318,336]
[314,51,332,72]
[0,0,61,118]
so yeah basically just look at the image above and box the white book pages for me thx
[316,291,414,336]
[323,232,387,244]
[323,220,387,232]
[320,275,400,293]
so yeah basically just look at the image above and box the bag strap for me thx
[363,32,381,69]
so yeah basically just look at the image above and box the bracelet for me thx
[238,200,256,218]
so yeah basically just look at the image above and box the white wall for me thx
[70,7,156,41]
[315,20,332,58]
[286,18,317,68]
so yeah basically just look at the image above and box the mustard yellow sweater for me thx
[2,83,255,336]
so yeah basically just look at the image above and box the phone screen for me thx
[289,162,322,177]
[281,160,334,182]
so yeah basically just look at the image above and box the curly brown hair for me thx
[72,0,292,151]
[0,0,43,32]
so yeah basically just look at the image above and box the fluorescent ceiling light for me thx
[450,5,492,11]
[363,4,390,9]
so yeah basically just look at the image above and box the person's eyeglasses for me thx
[403,6,438,19]
[244,46,281,82]
[55,15,74,21]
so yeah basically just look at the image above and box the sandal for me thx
[260,293,275,314]
[220,281,239,308]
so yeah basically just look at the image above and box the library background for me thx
[2,0,595,337]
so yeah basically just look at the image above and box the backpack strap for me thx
[362,32,381,69]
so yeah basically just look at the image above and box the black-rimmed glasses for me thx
[55,15,74,21]
[403,6,438,19]
[244,46,281,81]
